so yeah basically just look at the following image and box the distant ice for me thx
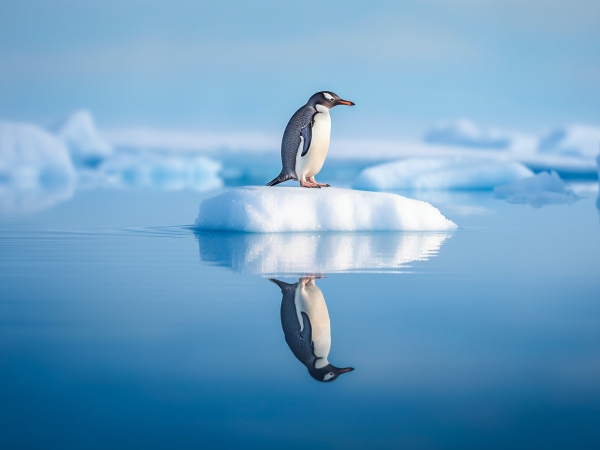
[424,119,511,149]
[103,127,278,153]
[0,122,75,213]
[353,157,533,191]
[86,151,223,192]
[196,231,450,275]
[54,110,113,168]
[104,122,597,182]
[596,154,600,217]
[538,125,600,158]
[494,171,581,208]
[194,187,456,232]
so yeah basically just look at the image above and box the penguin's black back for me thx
[279,105,317,179]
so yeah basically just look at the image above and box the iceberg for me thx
[352,157,533,191]
[0,122,75,213]
[494,171,581,208]
[91,151,223,192]
[54,110,113,168]
[424,119,511,149]
[196,231,450,276]
[538,125,600,158]
[194,187,456,232]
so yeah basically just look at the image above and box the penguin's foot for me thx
[299,180,321,188]
[308,177,330,187]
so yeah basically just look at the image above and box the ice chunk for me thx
[55,110,112,168]
[194,187,456,232]
[196,231,450,275]
[494,171,580,208]
[538,125,600,158]
[0,122,75,213]
[424,119,511,149]
[88,151,223,192]
[353,157,533,191]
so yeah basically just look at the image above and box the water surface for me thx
[1,189,599,449]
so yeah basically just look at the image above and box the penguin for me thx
[266,91,354,188]
[269,277,354,382]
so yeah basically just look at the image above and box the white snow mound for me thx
[353,157,533,191]
[0,121,75,213]
[194,187,457,232]
[197,231,450,275]
[494,171,580,208]
[55,110,112,167]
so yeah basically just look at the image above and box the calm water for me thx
[1,188,600,449]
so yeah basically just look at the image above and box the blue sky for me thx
[0,0,599,138]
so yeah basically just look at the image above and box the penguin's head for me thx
[308,91,355,109]
[309,364,354,382]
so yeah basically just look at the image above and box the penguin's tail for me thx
[268,278,295,291]
[266,172,295,187]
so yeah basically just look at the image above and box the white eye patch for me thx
[323,92,334,101]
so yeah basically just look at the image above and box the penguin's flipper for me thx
[299,311,313,343]
[300,123,312,157]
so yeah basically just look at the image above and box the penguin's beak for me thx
[338,99,355,106]
[338,367,354,373]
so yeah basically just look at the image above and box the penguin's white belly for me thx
[295,109,331,180]
[294,284,331,368]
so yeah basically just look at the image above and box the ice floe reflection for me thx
[269,277,353,382]
[195,231,450,276]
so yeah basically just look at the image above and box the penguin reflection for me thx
[269,277,354,382]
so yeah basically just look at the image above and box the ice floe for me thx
[0,122,75,213]
[538,125,600,158]
[54,110,113,168]
[494,171,580,208]
[194,187,456,232]
[84,151,223,192]
[196,231,450,275]
[353,157,533,191]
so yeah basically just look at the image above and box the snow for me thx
[0,122,75,213]
[493,171,580,208]
[194,187,456,232]
[424,119,511,149]
[353,157,533,191]
[83,151,223,192]
[55,110,113,168]
[197,231,450,275]
[538,125,600,158]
